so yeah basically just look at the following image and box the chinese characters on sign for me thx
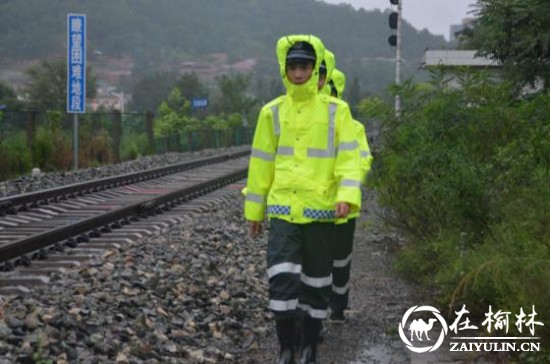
[67,14,86,113]
[191,98,208,110]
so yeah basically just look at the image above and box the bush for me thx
[0,131,32,180]
[32,125,72,171]
[363,74,550,348]
[121,133,148,161]
[79,128,114,168]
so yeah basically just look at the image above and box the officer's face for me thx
[318,73,326,90]
[286,62,314,85]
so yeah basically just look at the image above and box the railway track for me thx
[0,150,250,293]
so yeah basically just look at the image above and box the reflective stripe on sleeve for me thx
[361,150,371,158]
[337,140,359,152]
[245,193,265,204]
[340,179,361,188]
[267,262,302,279]
[251,148,275,161]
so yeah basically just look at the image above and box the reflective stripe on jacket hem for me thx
[267,205,291,215]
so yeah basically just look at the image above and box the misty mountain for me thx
[0,0,448,95]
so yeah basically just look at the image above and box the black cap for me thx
[319,60,327,75]
[286,41,316,64]
[329,79,337,97]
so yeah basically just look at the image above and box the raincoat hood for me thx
[320,49,336,95]
[330,68,346,99]
[276,34,325,102]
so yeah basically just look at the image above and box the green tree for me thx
[175,73,209,102]
[215,74,257,126]
[154,87,199,135]
[129,70,178,112]
[24,59,96,111]
[253,75,284,104]
[166,87,191,116]
[0,81,18,108]
[469,0,550,91]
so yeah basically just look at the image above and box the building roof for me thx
[422,50,500,68]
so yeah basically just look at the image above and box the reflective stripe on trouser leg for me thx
[298,222,333,320]
[267,218,302,317]
[330,218,356,313]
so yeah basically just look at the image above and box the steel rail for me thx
[0,149,250,215]
[0,167,248,265]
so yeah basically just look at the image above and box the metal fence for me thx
[0,110,252,179]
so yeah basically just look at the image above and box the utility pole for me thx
[388,0,402,117]
[395,0,402,117]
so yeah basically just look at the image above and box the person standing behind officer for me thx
[318,49,335,95]
[244,35,362,364]
[327,68,373,323]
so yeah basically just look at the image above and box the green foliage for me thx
[121,133,148,161]
[468,0,550,91]
[129,71,179,112]
[0,0,448,97]
[175,73,209,102]
[154,90,200,135]
[24,59,96,111]
[366,73,550,347]
[0,131,32,179]
[79,128,114,168]
[0,0,445,62]
[32,125,72,171]
[215,74,256,117]
[0,81,19,109]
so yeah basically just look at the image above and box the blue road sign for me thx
[191,98,208,110]
[67,14,86,113]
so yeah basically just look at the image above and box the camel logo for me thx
[398,305,449,353]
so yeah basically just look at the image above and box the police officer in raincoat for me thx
[244,34,362,364]
[327,68,373,323]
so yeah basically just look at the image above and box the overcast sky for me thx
[320,0,476,40]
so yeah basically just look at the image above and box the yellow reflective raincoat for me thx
[330,68,373,184]
[244,35,362,224]
[320,49,335,96]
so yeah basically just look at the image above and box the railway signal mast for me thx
[388,0,402,117]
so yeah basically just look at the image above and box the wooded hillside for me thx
[0,0,448,94]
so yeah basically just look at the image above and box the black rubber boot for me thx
[299,317,322,364]
[276,317,295,364]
